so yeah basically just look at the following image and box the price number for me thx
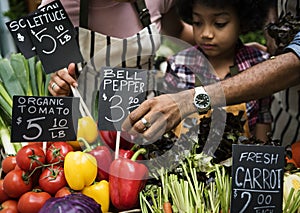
[104,94,140,123]
[22,117,69,141]
[31,24,71,55]
[236,190,273,213]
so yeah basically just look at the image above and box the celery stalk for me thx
[0,116,16,155]
[0,81,13,107]
[36,60,45,96]
[28,56,38,96]
[10,53,28,95]
[0,58,24,97]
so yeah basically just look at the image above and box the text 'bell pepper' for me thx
[64,150,97,190]
[109,148,148,210]
[82,180,110,213]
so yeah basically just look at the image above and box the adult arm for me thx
[205,52,300,106]
[122,51,300,140]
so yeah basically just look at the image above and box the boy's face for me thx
[192,4,240,59]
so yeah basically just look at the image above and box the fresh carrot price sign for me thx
[98,67,148,131]
[11,96,80,142]
[231,144,285,213]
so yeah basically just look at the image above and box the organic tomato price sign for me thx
[98,67,148,131]
[11,96,80,142]
[230,144,285,213]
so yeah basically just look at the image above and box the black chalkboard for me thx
[98,67,148,131]
[6,0,82,72]
[231,144,285,213]
[26,1,82,73]
[6,15,37,59]
[11,96,80,142]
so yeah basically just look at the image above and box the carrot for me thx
[163,202,173,213]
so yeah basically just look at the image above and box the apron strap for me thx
[134,0,151,27]
[80,0,89,28]
[79,0,151,28]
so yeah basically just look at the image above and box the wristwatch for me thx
[193,86,211,114]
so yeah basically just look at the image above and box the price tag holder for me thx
[11,96,80,142]
[98,67,148,131]
[230,144,285,213]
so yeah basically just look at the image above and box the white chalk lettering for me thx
[239,152,279,165]
[235,166,282,190]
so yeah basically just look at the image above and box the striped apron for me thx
[76,23,161,117]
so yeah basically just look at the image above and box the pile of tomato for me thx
[0,142,74,213]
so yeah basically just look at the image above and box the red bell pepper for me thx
[89,145,113,181]
[77,138,113,181]
[119,144,143,160]
[109,148,148,210]
[99,131,135,150]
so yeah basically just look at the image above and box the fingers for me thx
[122,98,171,142]
[122,99,151,132]
[48,64,78,96]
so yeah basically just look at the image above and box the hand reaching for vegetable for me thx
[122,89,196,142]
[48,63,78,96]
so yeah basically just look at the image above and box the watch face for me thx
[195,94,210,109]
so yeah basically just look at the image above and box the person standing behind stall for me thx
[265,0,300,146]
[163,0,272,141]
[39,0,194,99]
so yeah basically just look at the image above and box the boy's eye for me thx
[215,22,227,28]
[192,21,202,27]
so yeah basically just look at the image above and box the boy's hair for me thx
[176,0,273,35]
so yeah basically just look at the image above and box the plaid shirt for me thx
[164,42,272,133]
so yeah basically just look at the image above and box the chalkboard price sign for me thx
[6,0,82,73]
[231,144,285,213]
[26,1,82,73]
[11,96,80,142]
[98,67,148,131]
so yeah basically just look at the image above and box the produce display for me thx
[1,53,300,213]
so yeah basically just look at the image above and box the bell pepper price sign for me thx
[11,96,80,142]
[98,67,148,131]
[230,144,285,213]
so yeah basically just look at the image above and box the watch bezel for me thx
[193,86,211,113]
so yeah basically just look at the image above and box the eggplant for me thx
[38,193,102,213]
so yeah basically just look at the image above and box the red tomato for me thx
[0,200,18,213]
[3,169,33,198]
[1,156,17,174]
[17,191,51,213]
[99,130,134,150]
[16,144,46,172]
[0,179,10,203]
[46,142,73,164]
[54,186,72,197]
[39,166,67,195]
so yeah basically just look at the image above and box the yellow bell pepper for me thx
[77,116,98,143]
[82,180,110,213]
[64,151,97,190]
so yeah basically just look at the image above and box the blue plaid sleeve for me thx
[285,31,300,59]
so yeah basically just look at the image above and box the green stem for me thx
[131,148,147,161]
[78,137,92,152]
